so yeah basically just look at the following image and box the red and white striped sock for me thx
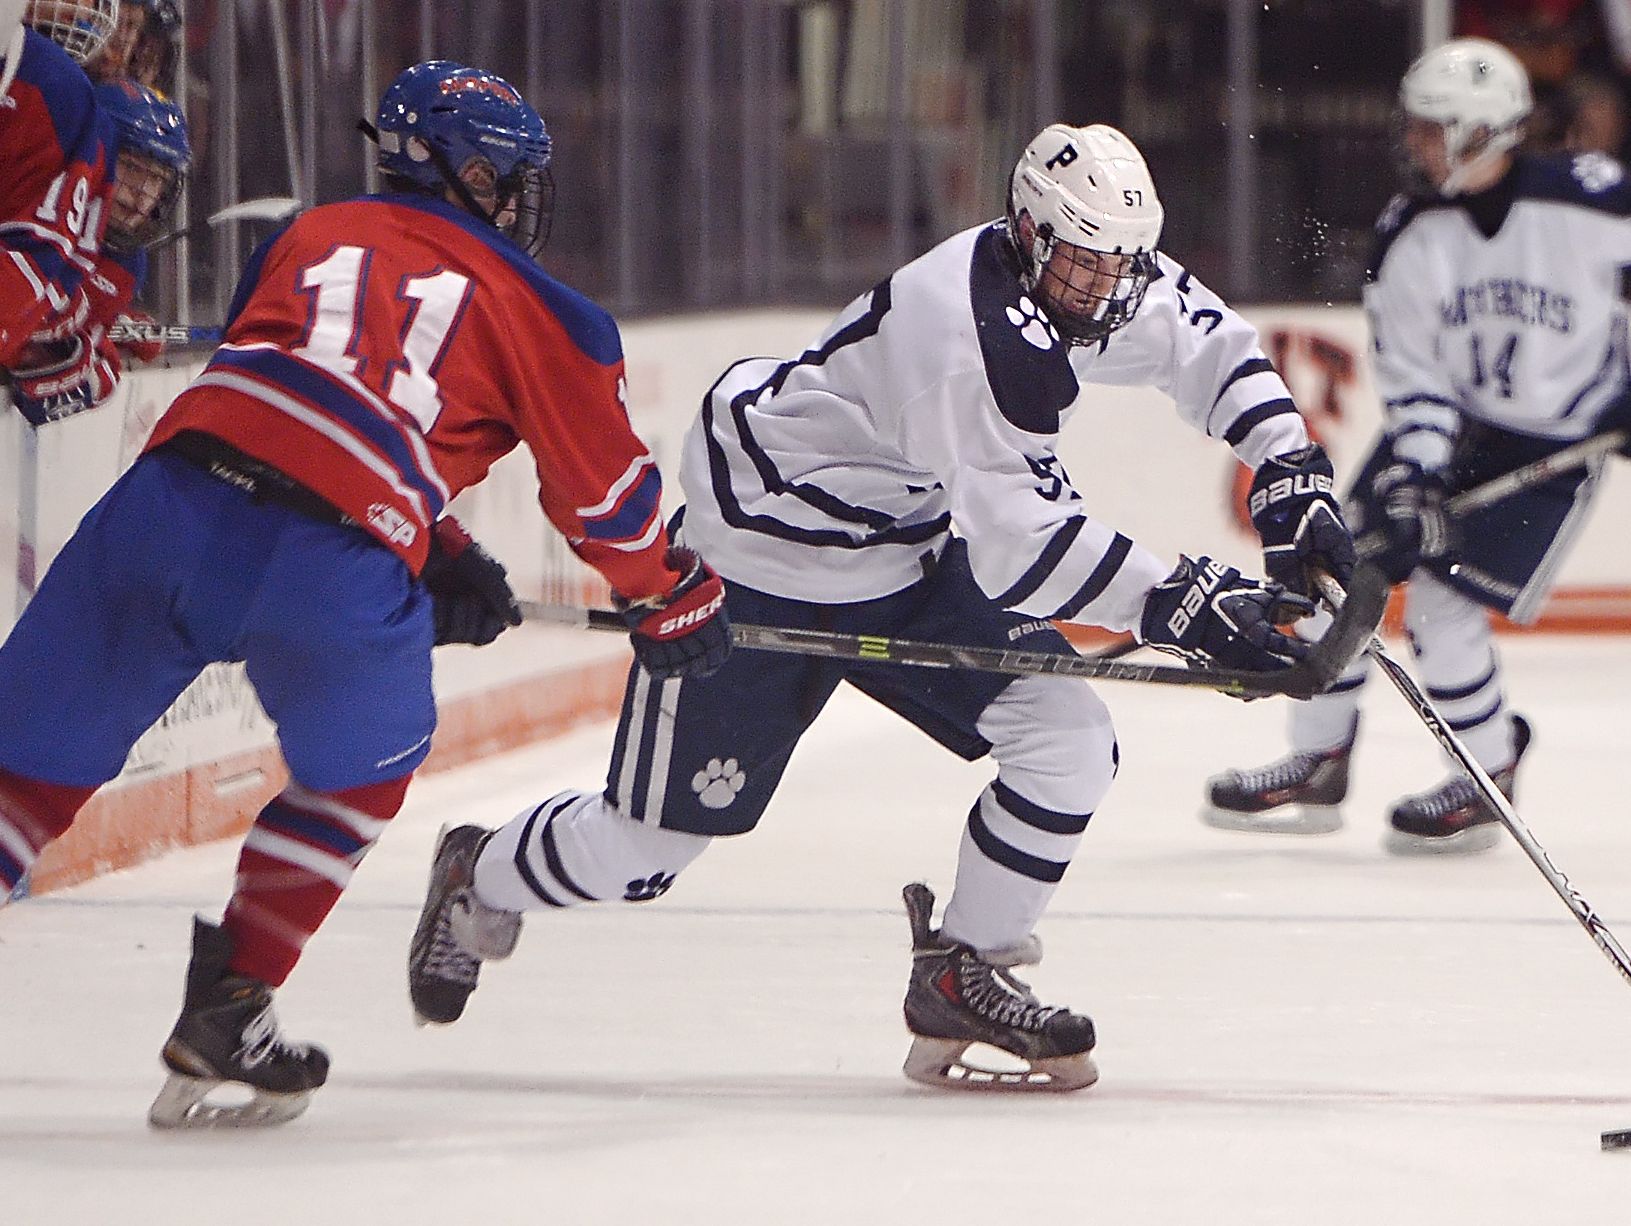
[0,766,95,897]
[222,775,410,986]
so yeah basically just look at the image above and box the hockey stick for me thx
[1313,573,1631,991]
[520,568,1385,700]
[1445,430,1625,517]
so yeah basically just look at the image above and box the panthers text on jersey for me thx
[144,192,682,597]
[0,28,111,364]
[1366,150,1631,471]
[678,220,1310,633]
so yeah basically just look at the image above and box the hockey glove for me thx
[1359,460,1454,585]
[1248,443,1356,596]
[6,327,121,426]
[1139,555,1314,673]
[420,517,523,647]
[614,547,732,680]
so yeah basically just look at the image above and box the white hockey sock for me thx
[941,674,1116,955]
[1289,606,1367,754]
[1405,572,1513,769]
[473,789,712,912]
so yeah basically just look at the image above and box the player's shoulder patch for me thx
[1514,150,1631,217]
[968,223,1079,435]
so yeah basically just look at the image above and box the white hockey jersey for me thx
[1366,150,1631,470]
[677,221,1309,633]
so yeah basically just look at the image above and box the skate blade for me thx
[147,1071,313,1130]
[903,1036,1099,1093]
[1201,804,1343,836]
[1384,824,1503,857]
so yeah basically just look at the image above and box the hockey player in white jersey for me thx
[408,123,1356,1091]
[1206,38,1631,853]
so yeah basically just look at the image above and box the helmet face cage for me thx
[1007,199,1154,344]
[26,0,118,65]
[375,60,553,256]
[109,148,181,248]
[97,78,188,250]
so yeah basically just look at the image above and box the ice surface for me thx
[5,637,1631,1224]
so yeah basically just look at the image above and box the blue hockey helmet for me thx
[374,60,554,257]
[97,76,190,250]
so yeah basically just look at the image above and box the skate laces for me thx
[421,895,481,987]
[956,953,1061,1033]
[235,998,309,1070]
[1228,750,1325,793]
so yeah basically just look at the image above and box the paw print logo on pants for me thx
[1005,295,1058,351]
[624,871,675,902]
[692,757,747,809]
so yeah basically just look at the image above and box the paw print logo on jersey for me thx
[1572,152,1625,193]
[692,757,747,809]
[1006,295,1058,351]
[624,872,675,902]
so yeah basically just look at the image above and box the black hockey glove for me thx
[1248,443,1356,597]
[1139,556,1314,673]
[420,517,523,647]
[613,547,732,680]
[1359,460,1454,585]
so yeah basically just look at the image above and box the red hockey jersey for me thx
[147,193,682,598]
[0,29,110,364]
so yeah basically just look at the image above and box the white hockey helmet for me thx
[1007,123,1165,344]
[25,0,117,65]
[1,0,27,103]
[1399,37,1531,195]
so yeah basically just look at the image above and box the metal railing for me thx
[158,0,1439,330]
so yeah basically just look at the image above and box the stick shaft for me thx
[1313,574,1631,986]
[1446,431,1623,517]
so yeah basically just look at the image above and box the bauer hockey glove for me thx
[614,547,732,680]
[1248,443,1356,596]
[420,517,523,647]
[1139,556,1314,673]
[1360,460,1454,585]
[6,327,121,426]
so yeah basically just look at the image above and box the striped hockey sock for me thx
[0,767,95,898]
[222,775,410,986]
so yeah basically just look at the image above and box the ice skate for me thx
[899,882,1097,1092]
[408,824,522,1026]
[148,918,329,1130]
[1201,721,1356,835]
[1386,715,1531,856]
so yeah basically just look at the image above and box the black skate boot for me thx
[408,824,522,1026]
[1201,718,1357,835]
[147,917,329,1130]
[1385,714,1531,856]
[900,882,1097,1092]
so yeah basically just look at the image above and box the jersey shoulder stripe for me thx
[1511,150,1631,217]
[378,193,624,366]
[15,30,100,159]
[969,222,1080,435]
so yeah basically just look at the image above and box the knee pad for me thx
[976,674,1118,812]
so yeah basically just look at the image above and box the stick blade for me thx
[207,196,303,227]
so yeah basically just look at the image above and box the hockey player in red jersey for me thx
[0,59,731,1129]
[1,0,120,424]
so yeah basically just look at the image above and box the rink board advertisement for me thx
[3,305,1627,893]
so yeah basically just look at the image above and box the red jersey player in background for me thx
[0,59,731,1129]
[0,0,120,424]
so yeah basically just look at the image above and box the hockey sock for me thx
[1289,607,1368,753]
[942,675,1114,954]
[1404,572,1513,768]
[473,789,710,911]
[222,775,410,986]
[0,767,95,897]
